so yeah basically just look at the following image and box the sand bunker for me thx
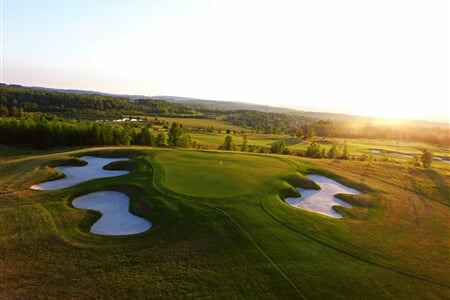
[72,191,151,235]
[31,156,130,190]
[286,174,360,218]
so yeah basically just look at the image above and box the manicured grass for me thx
[152,150,292,197]
[1,147,449,299]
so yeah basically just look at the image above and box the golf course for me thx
[1,146,448,299]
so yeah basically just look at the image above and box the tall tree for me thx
[306,126,316,139]
[241,135,248,152]
[295,127,303,139]
[168,122,183,147]
[340,143,349,160]
[327,144,338,159]
[156,132,168,146]
[135,127,155,146]
[271,140,287,154]
[420,149,433,168]
[221,135,236,151]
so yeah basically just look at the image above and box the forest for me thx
[0,84,448,146]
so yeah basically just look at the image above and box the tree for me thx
[303,125,316,139]
[271,140,287,154]
[156,132,168,146]
[295,128,303,139]
[136,127,154,146]
[178,134,192,148]
[168,122,183,147]
[10,106,23,117]
[340,143,349,160]
[0,105,9,117]
[241,135,248,152]
[221,135,236,151]
[327,144,338,159]
[306,142,322,158]
[420,149,433,168]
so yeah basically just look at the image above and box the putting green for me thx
[153,150,293,197]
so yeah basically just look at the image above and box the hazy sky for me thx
[2,0,449,121]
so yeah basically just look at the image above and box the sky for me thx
[1,0,449,121]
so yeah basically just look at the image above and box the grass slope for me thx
[0,147,449,299]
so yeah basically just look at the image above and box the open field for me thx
[189,133,450,169]
[289,137,450,157]
[0,147,449,299]
[190,133,293,149]
[153,116,249,132]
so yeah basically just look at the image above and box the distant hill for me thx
[144,96,448,127]
[2,84,295,113]
[28,85,150,100]
[1,83,447,127]
[147,95,297,113]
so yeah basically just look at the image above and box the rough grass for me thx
[0,147,449,299]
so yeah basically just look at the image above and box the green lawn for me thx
[0,147,449,299]
[152,150,292,197]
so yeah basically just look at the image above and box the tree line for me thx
[0,118,192,148]
[1,84,448,145]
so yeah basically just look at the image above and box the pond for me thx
[31,156,130,190]
[72,191,152,235]
[285,174,360,218]
[369,149,382,154]
[369,149,449,163]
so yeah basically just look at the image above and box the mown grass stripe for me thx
[188,200,307,300]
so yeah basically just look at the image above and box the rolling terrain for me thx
[0,147,448,299]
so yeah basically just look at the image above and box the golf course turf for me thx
[0,147,448,299]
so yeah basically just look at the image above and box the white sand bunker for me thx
[31,156,130,190]
[286,174,360,218]
[72,191,152,235]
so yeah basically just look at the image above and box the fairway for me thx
[0,147,449,299]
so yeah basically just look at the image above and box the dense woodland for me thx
[0,84,448,147]
[0,118,196,149]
